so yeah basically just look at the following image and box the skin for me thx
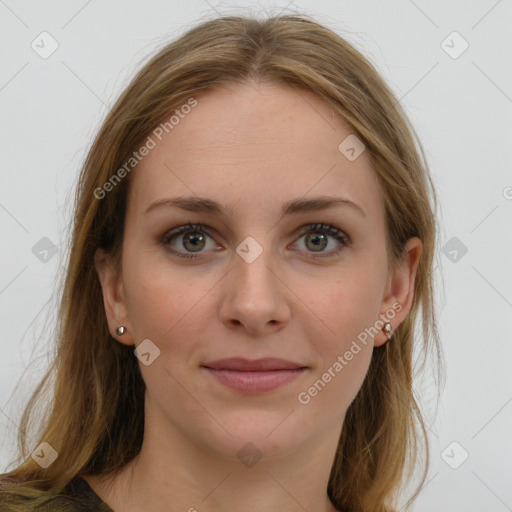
[87,81,422,512]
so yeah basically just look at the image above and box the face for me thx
[96,81,421,461]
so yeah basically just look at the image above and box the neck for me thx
[84,395,344,512]
[86,430,343,511]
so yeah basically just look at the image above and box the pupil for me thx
[309,233,326,251]
[185,232,204,251]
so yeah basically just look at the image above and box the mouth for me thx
[202,357,307,372]
[201,358,308,393]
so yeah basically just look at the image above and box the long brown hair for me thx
[0,13,444,512]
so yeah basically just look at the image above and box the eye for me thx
[161,223,218,259]
[293,222,349,258]
[161,222,350,260]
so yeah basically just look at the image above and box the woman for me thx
[0,13,443,512]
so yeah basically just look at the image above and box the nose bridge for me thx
[218,224,293,333]
[233,234,278,295]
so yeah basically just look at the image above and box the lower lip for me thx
[202,367,308,392]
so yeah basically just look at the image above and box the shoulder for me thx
[0,475,113,512]
[49,476,114,511]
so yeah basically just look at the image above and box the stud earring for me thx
[116,326,126,336]
[382,322,393,340]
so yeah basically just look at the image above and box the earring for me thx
[383,322,393,340]
[116,326,126,336]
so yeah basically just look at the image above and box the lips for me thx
[202,357,307,372]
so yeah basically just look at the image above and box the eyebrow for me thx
[144,195,366,218]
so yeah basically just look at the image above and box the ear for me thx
[374,237,422,347]
[94,248,134,346]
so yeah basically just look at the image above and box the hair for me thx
[0,12,444,512]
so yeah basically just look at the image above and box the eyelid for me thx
[161,221,350,259]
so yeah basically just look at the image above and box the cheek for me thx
[303,264,383,409]
[122,259,211,401]
[125,274,209,343]
[122,245,191,340]
[300,297,375,418]
[312,261,383,347]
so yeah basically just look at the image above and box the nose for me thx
[218,242,291,336]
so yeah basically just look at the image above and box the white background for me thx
[1,1,511,511]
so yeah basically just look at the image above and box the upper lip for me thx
[202,357,307,371]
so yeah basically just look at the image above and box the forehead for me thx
[127,82,384,223]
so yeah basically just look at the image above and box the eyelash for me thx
[161,222,350,260]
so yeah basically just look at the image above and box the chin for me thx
[194,413,309,461]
